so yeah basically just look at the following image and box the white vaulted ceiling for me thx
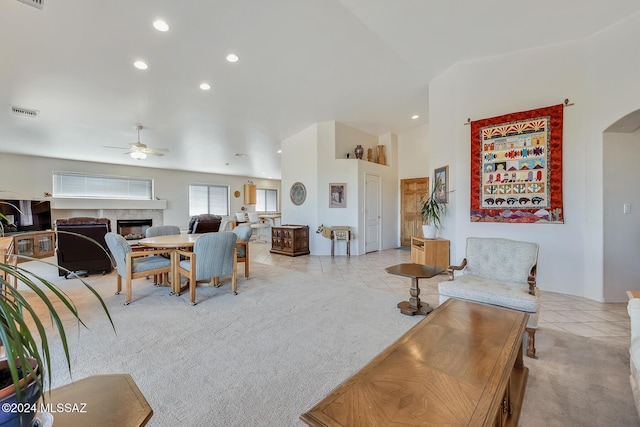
[2,0,639,179]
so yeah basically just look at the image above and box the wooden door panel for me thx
[400,178,429,247]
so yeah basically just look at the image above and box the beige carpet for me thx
[520,328,637,426]
[19,260,639,426]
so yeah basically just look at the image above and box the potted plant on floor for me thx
[0,203,113,426]
[419,181,446,239]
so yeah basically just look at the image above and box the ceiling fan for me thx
[103,124,169,160]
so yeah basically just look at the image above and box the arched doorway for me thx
[603,109,640,301]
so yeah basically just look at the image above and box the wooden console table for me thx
[301,298,529,427]
[270,225,310,257]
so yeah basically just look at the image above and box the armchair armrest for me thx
[447,258,467,280]
[527,264,537,295]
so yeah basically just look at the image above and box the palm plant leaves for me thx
[0,245,114,402]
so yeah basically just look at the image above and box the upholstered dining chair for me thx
[145,225,181,285]
[232,224,253,279]
[175,232,238,305]
[105,232,172,305]
[247,212,270,243]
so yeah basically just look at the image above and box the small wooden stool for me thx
[331,228,351,257]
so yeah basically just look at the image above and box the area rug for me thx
[21,260,639,426]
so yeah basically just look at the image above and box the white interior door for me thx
[365,174,381,253]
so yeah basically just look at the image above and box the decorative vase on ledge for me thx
[377,145,386,165]
[354,145,364,159]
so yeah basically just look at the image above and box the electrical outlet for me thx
[624,203,631,214]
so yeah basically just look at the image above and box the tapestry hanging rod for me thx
[463,98,575,125]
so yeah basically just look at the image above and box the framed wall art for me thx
[434,165,449,203]
[329,183,346,208]
[470,104,564,223]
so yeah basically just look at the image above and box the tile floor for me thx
[250,241,631,346]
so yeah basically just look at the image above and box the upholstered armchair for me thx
[438,237,540,358]
[187,214,222,234]
[105,232,172,305]
[55,217,112,278]
[232,224,253,278]
[175,232,238,305]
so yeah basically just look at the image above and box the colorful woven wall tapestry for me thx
[470,104,564,223]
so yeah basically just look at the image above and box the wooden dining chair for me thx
[105,232,172,305]
[145,225,181,285]
[175,232,238,305]
[232,224,253,278]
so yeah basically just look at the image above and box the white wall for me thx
[603,130,640,300]
[281,121,399,255]
[397,124,429,180]
[281,124,319,250]
[426,11,640,301]
[0,153,280,229]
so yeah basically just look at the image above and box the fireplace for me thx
[117,219,152,240]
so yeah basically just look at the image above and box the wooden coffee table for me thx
[385,263,444,315]
[301,299,529,426]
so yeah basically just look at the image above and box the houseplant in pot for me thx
[0,204,113,426]
[419,181,446,239]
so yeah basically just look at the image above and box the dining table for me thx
[137,234,201,295]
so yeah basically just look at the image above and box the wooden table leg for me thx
[397,277,433,316]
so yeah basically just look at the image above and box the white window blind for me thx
[256,188,278,212]
[189,184,229,216]
[53,172,153,199]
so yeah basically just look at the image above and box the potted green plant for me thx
[419,181,446,239]
[0,203,113,426]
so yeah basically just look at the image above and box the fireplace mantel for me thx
[49,198,167,210]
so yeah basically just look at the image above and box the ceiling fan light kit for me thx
[103,124,168,160]
[130,151,147,160]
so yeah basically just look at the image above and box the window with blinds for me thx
[256,188,278,212]
[188,184,229,216]
[53,172,153,199]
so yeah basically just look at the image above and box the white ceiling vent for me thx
[11,106,40,118]
[16,0,44,10]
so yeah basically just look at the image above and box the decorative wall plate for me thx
[290,182,306,206]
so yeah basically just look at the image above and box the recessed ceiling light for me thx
[276,150,282,154]
[411,114,420,120]
[153,19,169,32]
[134,60,148,70]
[226,53,239,63]
[200,83,211,91]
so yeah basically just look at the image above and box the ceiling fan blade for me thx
[142,148,168,156]
[102,145,131,150]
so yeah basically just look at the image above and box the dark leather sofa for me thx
[55,217,113,277]
[188,214,222,233]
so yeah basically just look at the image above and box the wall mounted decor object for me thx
[434,165,449,203]
[470,104,564,223]
[329,183,346,208]
[290,182,306,206]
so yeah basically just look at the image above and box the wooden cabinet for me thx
[244,183,256,205]
[410,237,449,269]
[13,231,55,262]
[1,236,17,288]
[270,225,310,257]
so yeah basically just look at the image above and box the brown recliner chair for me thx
[188,214,222,234]
[55,217,113,278]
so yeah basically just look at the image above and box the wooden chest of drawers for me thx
[270,225,310,257]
